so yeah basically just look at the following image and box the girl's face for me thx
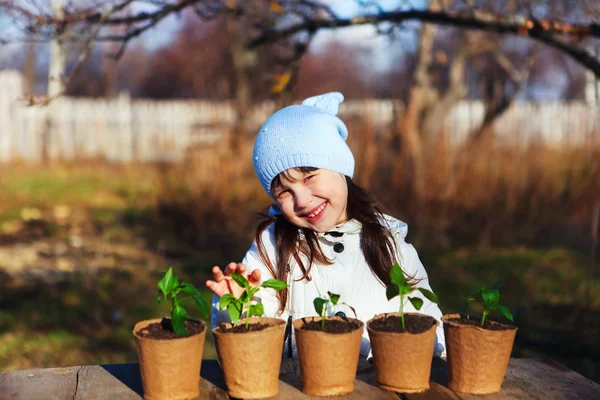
[272,168,348,233]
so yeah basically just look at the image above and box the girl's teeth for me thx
[308,203,325,218]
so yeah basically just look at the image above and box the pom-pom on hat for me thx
[253,92,355,196]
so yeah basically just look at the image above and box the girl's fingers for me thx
[237,264,246,275]
[212,266,225,282]
[205,280,225,297]
[249,269,261,284]
[224,262,237,276]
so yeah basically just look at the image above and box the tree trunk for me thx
[48,0,66,98]
[397,16,437,212]
[226,0,257,154]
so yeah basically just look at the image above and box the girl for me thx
[206,92,445,358]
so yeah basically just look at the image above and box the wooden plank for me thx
[2,357,600,400]
[501,358,600,400]
[404,358,600,400]
[0,366,79,400]
[0,360,229,400]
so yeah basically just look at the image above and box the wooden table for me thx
[1,357,599,399]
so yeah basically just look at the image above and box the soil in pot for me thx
[444,315,515,331]
[367,312,438,393]
[299,318,362,333]
[213,317,286,399]
[368,313,436,333]
[136,318,205,339]
[294,316,364,397]
[134,318,206,400]
[442,313,517,395]
[217,322,270,333]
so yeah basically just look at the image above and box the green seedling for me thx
[219,273,287,329]
[385,262,439,329]
[313,291,356,329]
[462,282,513,326]
[157,266,210,336]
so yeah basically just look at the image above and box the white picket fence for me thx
[0,70,598,163]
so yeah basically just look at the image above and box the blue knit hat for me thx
[253,92,355,196]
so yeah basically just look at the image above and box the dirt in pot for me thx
[370,314,436,334]
[136,318,205,339]
[448,315,515,331]
[218,322,271,333]
[301,318,362,333]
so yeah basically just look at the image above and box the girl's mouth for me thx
[304,202,327,222]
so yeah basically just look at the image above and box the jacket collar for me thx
[316,219,362,237]
[268,207,408,241]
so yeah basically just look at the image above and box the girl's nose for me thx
[294,188,311,211]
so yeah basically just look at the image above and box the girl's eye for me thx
[277,189,290,198]
[304,175,315,182]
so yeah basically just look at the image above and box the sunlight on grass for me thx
[0,165,157,210]
[425,247,600,313]
[0,330,89,371]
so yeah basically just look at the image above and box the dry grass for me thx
[156,119,600,254]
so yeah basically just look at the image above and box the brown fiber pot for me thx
[367,312,439,393]
[133,318,206,400]
[442,314,517,394]
[212,317,286,399]
[293,316,364,397]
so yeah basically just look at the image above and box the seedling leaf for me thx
[218,274,286,330]
[156,267,209,336]
[328,292,340,305]
[248,302,264,318]
[248,287,260,300]
[386,285,399,300]
[240,290,250,303]
[172,302,188,335]
[417,288,439,304]
[400,285,413,295]
[409,296,424,311]
[231,273,250,290]
[463,283,513,326]
[390,262,406,287]
[314,297,327,316]
[228,302,242,324]
[262,279,288,290]
[180,282,200,295]
[158,267,176,302]
[219,294,236,310]
[482,289,500,308]
[496,305,514,322]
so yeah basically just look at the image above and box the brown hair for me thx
[256,168,413,313]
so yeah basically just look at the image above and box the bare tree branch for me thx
[2,0,600,80]
[249,8,600,77]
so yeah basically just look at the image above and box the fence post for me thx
[118,91,133,162]
[0,71,25,163]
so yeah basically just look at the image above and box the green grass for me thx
[0,165,156,210]
[422,247,599,314]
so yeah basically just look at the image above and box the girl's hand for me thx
[205,262,261,298]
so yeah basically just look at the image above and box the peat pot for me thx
[367,312,438,393]
[133,318,206,400]
[442,313,517,394]
[293,316,364,397]
[212,317,286,399]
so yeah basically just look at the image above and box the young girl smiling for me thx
[206,92,445,358]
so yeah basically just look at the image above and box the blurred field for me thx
[0,126,599,382]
